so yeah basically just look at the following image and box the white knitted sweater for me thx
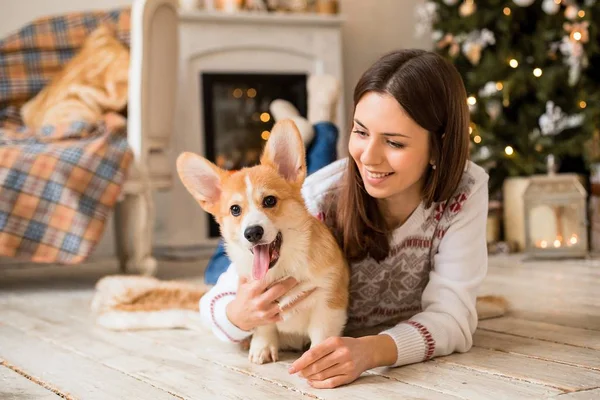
[200,158,489,367]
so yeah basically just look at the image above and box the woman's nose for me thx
[360,138,383,166]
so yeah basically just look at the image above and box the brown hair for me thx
[327,49,470,262]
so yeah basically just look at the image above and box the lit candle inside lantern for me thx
[569,234,578,245]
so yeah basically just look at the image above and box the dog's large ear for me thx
[260,119,307,186]
[176,152,226,215]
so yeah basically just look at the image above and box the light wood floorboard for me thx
[1,255,599,399]
[0,363,61,400]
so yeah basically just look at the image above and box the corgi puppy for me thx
[177,120,350,364]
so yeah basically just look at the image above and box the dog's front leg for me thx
[307,307,347,348]
[248,324,279,364]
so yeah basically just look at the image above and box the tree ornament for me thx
[437,33,461,57]
[512,0,535,6]
[478,81,500,98]
[565,5,579,20]
[486,100,502,121]
[461,29,495,65]
[542,0,560,14]
[538,101,584,136]
[459,0,476,17]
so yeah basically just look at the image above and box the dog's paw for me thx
[248,342,279,364]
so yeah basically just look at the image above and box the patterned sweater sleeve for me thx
[379,166,489,367]
[199,158,347,343]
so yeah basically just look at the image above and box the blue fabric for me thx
[204,121,339,285]
[306,122,339,175]
[205,241,230,284]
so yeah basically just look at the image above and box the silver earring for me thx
[431,163,436,170]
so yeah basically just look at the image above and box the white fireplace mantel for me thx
[160,10,345,248]
[179,9,345,26]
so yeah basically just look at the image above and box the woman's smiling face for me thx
[348,91,431,203]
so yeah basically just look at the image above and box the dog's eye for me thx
[263,196,277,208]
[230,205,241,216]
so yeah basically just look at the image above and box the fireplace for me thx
[160,10,344,249]
[201,72,307,237]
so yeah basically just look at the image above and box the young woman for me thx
[200,49,489,389]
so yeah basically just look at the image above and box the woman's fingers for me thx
[245,276,271,295]
[299,354,340,379]
[308,375,349,389]
[237,275,305,326]
[268,314,283,324]
[289,338,338,374]
[261,303,282,319]
[305,362,349,381]
[258,277,297,305]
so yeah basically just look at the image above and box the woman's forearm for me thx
[358,334,398,369]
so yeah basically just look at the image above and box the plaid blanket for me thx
[0,9,133,264]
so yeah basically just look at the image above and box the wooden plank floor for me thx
[1,254,599,399]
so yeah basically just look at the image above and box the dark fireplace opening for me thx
[201,72,308,238]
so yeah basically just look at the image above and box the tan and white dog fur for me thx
[177,120,350,364]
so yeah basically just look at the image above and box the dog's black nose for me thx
[244,225,264,243]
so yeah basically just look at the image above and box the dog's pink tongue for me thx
[252,244,270,280]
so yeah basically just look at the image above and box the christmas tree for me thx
[416,0,600,194]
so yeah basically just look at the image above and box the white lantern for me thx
[523,173,588,259]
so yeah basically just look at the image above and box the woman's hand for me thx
[288,337,371,389]
[288,335,398,389]
[226,276,298,331]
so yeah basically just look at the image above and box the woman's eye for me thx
[387,141,405,149]
[353,130,368,137]
[230,205,242,216]
[263,195,277,208]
